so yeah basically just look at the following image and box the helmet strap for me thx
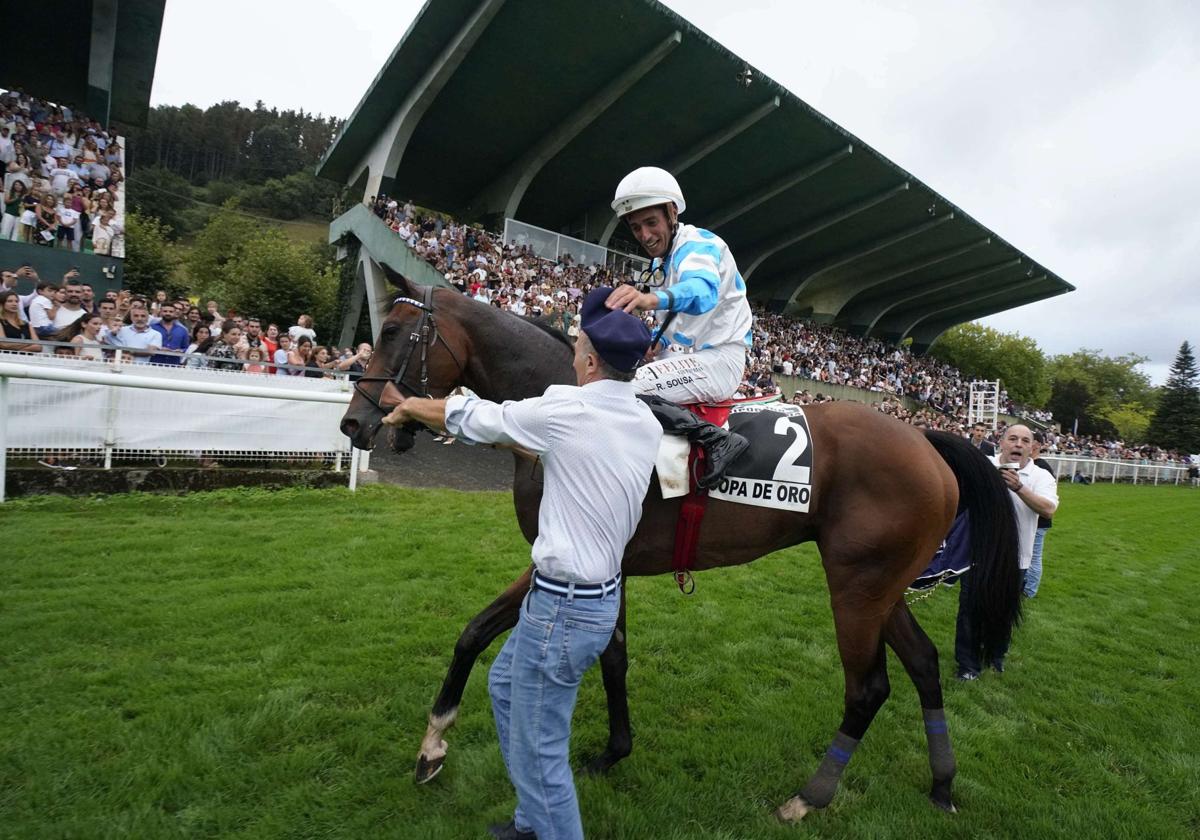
[664,203,679,262]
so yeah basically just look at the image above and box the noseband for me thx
[353,284,464,414]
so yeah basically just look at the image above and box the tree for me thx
[1146,342,1200,453]
[1048,350,1154,437]
[217,230,339,339]
[123,212,182,297]
[183,206,262,302]
[928,322,1050,406]
[1105,403,1153,444]
[239,171,337,220]
[126,99,342,187]
[244,123,304,183]
[126,166,194,236]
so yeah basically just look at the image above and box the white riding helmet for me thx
[611,166,686,217]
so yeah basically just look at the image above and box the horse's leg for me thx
[582,584,631,775]
[415,566,532,783]
[776,601,892,822]
[883,601,957,812]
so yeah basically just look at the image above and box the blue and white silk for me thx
[650,223,753,354]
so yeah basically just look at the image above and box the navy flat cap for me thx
[580,286,653,372]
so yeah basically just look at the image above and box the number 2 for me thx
[772,416,811,483]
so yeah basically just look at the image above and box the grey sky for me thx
[150,0,1200,383]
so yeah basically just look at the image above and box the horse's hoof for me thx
[929,794,957,814]
[774,795,813,823]
[415,753,445,784]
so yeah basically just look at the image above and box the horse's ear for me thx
[381,264,414,297]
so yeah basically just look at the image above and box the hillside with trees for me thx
[124,100,345,236]
[122,100,349,341]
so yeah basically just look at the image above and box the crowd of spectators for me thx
[371,194,637,326]
[0,89,126,256]
[0,266,370,378]
[745,309,972,408]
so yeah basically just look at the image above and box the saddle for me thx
[640,395,748,493]
[643,395,764,593]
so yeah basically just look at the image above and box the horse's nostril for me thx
[340,418,360,438]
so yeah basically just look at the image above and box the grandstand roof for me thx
[317,0,1073,348]
[0,0,166,128]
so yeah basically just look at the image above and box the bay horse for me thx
[338,274,1021,822]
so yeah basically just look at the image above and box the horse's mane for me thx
[523,315,574,353]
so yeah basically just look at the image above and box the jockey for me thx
[605,166,751,489]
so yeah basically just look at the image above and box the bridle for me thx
[352,284,465,414]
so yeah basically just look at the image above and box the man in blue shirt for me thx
[150,302,190,365]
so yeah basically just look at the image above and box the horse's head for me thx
[340,271,469,452]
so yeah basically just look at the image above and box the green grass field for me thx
[2,484,1197,839]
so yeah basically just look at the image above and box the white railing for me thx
[1040,454,1192,486]
[0,351,366,502]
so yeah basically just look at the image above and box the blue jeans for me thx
[1024,527,1048,597]
[488,584,620,840]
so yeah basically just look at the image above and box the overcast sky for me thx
[149,0,1199,383]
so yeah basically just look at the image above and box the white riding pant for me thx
[633,344,745,404]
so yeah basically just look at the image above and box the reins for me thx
[353,284,465,414]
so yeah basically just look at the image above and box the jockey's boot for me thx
[638,394,750,490]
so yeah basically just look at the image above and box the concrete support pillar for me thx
[88,0,119,124]
[338,260,368,348]
[830,237,992,330]
[585,96,782,244]
[783,213,954,317]
[742,182,910,282]
[863,259,1021,338]
[469,30,683,222]
[347,0,507,208]
[362,253,394,342]
[706,146,854,234]
[901,277,1049,345]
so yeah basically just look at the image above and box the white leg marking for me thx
[775,795,812,823]
[419,708,457,762]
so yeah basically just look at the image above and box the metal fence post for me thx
[102,370,120,470]
[0,376,7,503]
[349,446,360,491]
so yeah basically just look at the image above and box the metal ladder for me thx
[968,380,1001,430]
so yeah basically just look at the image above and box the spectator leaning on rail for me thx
[380,287,661,840]
[604,166,751,488]
[111,300,162,364]
[0,289,41,352]
[150,302,190,365]
[954,423,1059,680]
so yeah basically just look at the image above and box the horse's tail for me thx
[924,430,1022,661]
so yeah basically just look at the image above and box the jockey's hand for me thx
[606,285,660,314]
[382,399,411,427]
